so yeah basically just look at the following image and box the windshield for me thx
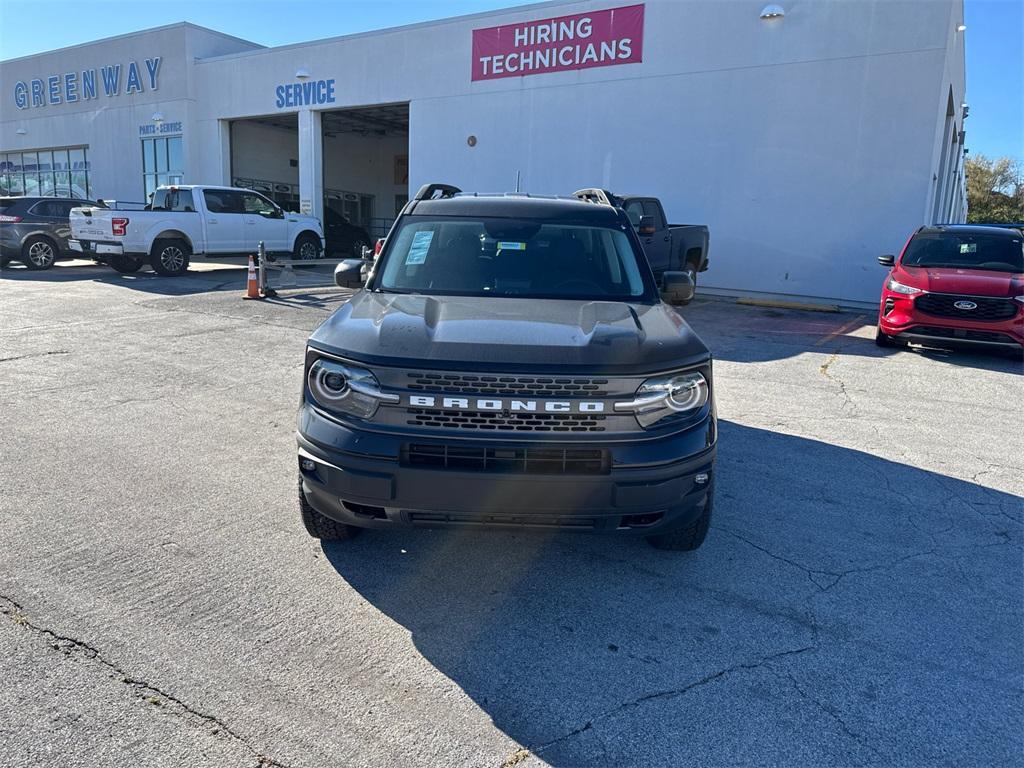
[376,216,652,300]
[902,232,1023,273]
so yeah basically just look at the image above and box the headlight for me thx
[615,370,709,428]
[886,277,922,295]
[307,358,397,420]
[1015,295,1024,304]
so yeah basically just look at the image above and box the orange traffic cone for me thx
[243,254,260,300]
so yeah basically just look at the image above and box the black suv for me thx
[297,184,717,551]
[1,196,99,270]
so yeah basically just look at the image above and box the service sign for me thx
[472,4,644,81]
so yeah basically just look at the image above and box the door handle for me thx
[663,236,670,242]
[208,218,218,224]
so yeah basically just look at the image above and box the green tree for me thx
[965,154,1024,223]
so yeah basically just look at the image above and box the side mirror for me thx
[638,215,656,236]
[877,254,895,267]
[660,271,694,305]
[334,259,366,289]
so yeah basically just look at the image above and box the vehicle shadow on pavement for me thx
[685,300,1023,371]
[1,261,346,299]
[1,262,245,297]
[321,421,1022,766]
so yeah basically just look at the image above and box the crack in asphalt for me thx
[818,351,856,412]
[0,349,69,363]
[508,644,816,766]
[775,669,884,764]
[717,526,950,592]
[0,594,293,768]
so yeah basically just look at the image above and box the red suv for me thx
[876,225,1023,353]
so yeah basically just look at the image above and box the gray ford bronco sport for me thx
[297,184,716,550]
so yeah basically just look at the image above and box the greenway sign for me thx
[13,57,161,109]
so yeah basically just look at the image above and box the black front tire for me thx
[298,479,361,541]
[150,239,190,277]
[646,486,713,551]
[21,236,58,270]
[875,327,895,347]
[109,255,144,274]
[294,232,322,261]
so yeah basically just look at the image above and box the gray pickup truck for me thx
[574,190,709,302]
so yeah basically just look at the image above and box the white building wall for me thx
[0,24,261,201]
[2,1,966,305]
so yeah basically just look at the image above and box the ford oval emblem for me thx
[953,300,978,310]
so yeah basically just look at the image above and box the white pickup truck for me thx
[69,185,325,276]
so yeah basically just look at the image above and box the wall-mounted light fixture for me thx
[16,128,27,135]
[295,68,311,79]
[151,112,164,124]
[957,24,967,32]
[760,4,785,20]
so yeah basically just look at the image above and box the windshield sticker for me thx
[497,241,527,252]
[406,231,434,264]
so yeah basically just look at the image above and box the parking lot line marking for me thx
[815,315,866,346]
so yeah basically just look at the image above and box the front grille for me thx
[915,293,1018,322]
[407,373,611,397]
[405,443,608,474]
[407,408,607,432]
[910,326,1019,344]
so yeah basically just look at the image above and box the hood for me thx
[899,266,1023,297]
[308,293,710,374]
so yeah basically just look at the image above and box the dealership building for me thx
[0,0,967,304]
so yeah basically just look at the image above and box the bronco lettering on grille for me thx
[408,394,606,413]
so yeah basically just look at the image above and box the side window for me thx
[31,200,69,217]
[623,200,644,228]
[241,193,276,216]
[203,190,238,214]
[54,200,77,217]
[641,200,664,230]
[154,189,196,212]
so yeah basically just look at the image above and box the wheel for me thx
[21,236,58,270]
[108,255,144,274]
[298,478,360,541]
[646,484,713,551]
[350,238,369,258]
[149,239,190,277]
[294,232,322,261]
[1,256,10,268]
[875,327,895,347]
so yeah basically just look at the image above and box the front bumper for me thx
[68,239,124,256]
[297,405,716,535]
[879,293,1024,349]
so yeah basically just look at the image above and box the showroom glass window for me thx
[142,136,184,199]
[0,147,91,198]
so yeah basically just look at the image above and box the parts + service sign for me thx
[472,4,644,81]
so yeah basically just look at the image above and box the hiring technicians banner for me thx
[471,4,644,81]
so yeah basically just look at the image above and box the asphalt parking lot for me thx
[1,260,1021,768]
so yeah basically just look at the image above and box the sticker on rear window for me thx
[497,241,527,252]
[406,231,433,265]
[959,243,976,254]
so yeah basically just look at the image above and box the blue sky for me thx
[1,0,1020,162]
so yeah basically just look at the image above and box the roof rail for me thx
[572,188,618,207]
[412,183,462,202]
